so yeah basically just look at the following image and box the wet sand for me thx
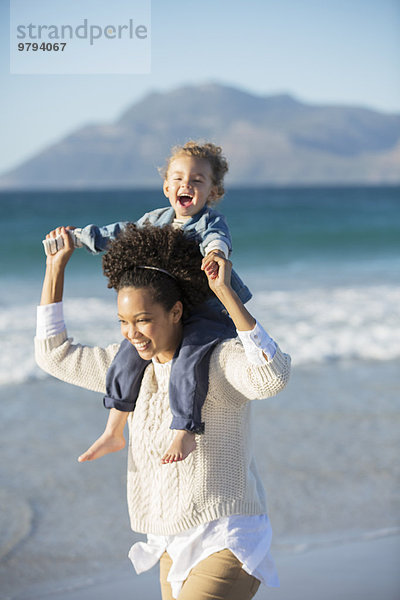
[8,535,400,600]
[1,360,399,599]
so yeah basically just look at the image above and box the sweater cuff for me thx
[36,302,66,339]
[237,321,277,365]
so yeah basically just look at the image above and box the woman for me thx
[35,224,291,600]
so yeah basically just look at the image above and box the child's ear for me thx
[163,179,169,198]
[207,186,218,204]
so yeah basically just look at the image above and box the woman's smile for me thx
[132,338,151,352]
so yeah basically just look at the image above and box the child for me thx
[47,141,251,464]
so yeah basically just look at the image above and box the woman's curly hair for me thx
[102,223,212,316]
[158,140,229,205]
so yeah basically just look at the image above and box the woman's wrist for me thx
[40,263,66,305]
[213,285,244,313]
[212,282,235,303]
[46,257,65,277]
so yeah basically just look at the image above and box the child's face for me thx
[163,156,217,219]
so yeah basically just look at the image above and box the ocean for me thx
[0,186,399,384]
[0,186,399,598]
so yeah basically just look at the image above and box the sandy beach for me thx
[10,534,400,600]
[1,359,399,599]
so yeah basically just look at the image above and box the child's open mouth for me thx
[178,194,193,207]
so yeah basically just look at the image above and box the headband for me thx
[137,265,178,281]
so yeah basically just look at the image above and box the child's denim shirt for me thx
[79,205,252,303]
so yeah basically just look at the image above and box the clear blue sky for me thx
[1,0,399,175]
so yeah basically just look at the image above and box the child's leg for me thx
[161,303,236,464]
[161,430,197,464]
[104,337,151,411]
[79,338,151,462]
[78,408,128,462]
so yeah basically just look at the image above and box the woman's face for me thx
[117,287,183,364]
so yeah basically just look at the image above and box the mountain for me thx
[1,83,399,189]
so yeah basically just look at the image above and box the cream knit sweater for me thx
[35,330,290,536]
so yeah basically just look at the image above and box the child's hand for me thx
[201,250,225,280]
[48,225,76,232]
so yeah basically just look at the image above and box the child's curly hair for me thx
[102,223,212,316]
[159,140,229,204]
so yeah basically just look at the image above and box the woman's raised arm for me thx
[202,253,284,364]
[40,226,75,305]
[203,253,291,397]
[202,253,256,330]
[36,226,119,393]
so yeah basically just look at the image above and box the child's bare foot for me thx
[78,432,125,462]
[161,430,197,464]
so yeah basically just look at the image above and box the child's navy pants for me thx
[103,302,236,433]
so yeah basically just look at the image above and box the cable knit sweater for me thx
[35,330,290,536]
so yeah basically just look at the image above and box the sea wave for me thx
[1,284,399,386]
[250,283,400,365]
[274,526,400,554]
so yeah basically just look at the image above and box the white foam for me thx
[1,284,399,386]
[0,298,120,387]
[250,284,400,365]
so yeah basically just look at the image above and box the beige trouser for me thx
[159,548,261,600]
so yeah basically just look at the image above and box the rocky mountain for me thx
[1,83,399,189]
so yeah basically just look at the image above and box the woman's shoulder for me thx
[209,337,291,402]
[211,337,244,363]
[208,337,246,382]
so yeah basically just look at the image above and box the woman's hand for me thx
[40,227,74,305]
[44,226,75,268]
[201,251,233,296]
[202,252,256,333]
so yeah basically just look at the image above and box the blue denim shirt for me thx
[79,205,252,303]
